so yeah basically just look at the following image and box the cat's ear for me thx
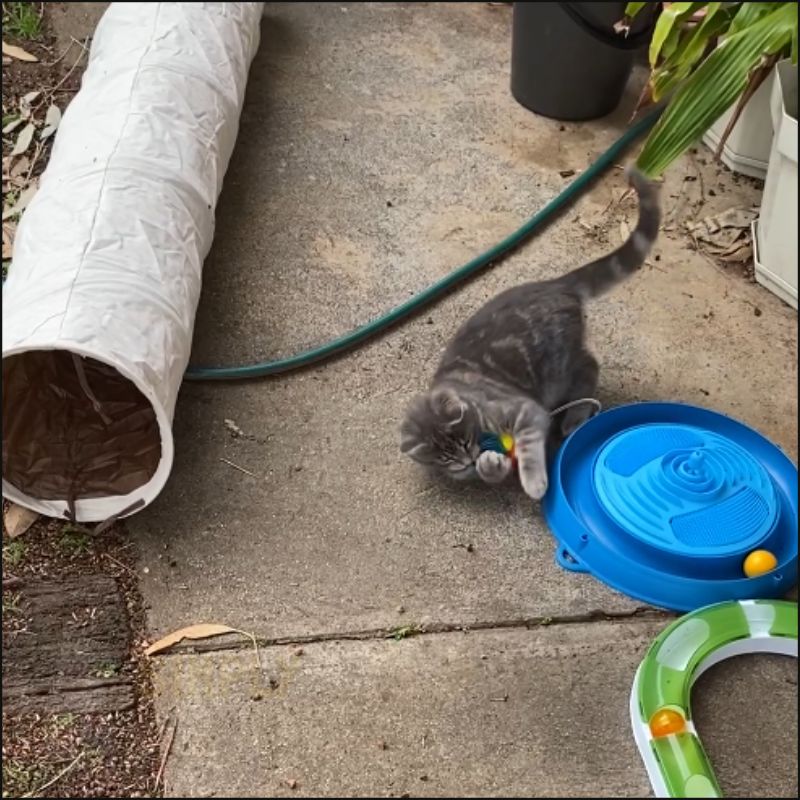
[431,387,466,425]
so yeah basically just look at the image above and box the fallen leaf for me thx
[619,219,631,243]
[2,116,23,134]
[718,243,753,264]
[2,223,14,259]
[3,503,40,538]
[19,91,41,120]
[10,122,35,157]
[144,623,243,655]
[687,207,758,239]
[9,156,30,178]
[2,41,38,63]
[2,181,38,221]
[40,104,61,140]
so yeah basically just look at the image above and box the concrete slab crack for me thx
[154,605,674,657]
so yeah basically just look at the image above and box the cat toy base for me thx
[541,402,798,612]
[631,599,797,797]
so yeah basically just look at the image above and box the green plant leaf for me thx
[650,2,736,100]
[624,2,648,18]
[636,2,797,176]
[728,1,782,35]
[649,2,705,67]
[672,2,724,70]
[661,20,684,62]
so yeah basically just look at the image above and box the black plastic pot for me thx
[511,2,655,121]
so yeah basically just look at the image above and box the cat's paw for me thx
[519,467,548,501]
[476,450,513,484]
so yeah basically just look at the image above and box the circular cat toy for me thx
[542,402,798,611]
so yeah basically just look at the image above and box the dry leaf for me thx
[687,207,758,238]
[40,104,61,140]
[2,181,38,221]
[619,219,631,243]
[2,223,14,259]
[144,623,242,655]
[2,41,38,63]
[10,122,35,157]
[9,156,29,178]
[3,503,40,538]
[19,91,41,121]
[3,117,23,135]
[718,243,753,264]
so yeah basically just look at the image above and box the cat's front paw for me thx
[519,467,548,501]
[476,450,513,484]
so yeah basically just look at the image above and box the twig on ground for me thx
[70,35,90,53]
[39,39,89,104]
[220,457,256,477]
[42,39,76,68]
[155,707,176,744]
[154,717,177,791]
[22,752,84,798]
[104,552,134,575]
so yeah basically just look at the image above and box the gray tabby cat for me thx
[400,167,660,500]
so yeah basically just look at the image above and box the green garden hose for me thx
[185,110,661,381]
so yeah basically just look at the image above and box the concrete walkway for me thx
[121,3,796,796]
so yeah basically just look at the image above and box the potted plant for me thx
[510,2,657,121]
[622,1,798,308]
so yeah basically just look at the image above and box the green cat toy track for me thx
[631,600,798,798]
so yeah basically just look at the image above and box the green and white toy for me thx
[631,600,798,798]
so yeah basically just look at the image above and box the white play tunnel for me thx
[2,2,264,521]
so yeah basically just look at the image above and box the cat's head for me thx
[399,386,481,478]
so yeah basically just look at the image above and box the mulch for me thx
[2,515,162,798]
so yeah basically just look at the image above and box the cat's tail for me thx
[556,166,661,300]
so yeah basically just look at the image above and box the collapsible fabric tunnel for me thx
[2,2,264,521]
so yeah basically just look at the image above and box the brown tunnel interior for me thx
[2,350,161,504]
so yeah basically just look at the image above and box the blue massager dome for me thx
[542,402,798,611]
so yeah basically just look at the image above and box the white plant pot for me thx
[753,60,798,311]
[703,68,775,179]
